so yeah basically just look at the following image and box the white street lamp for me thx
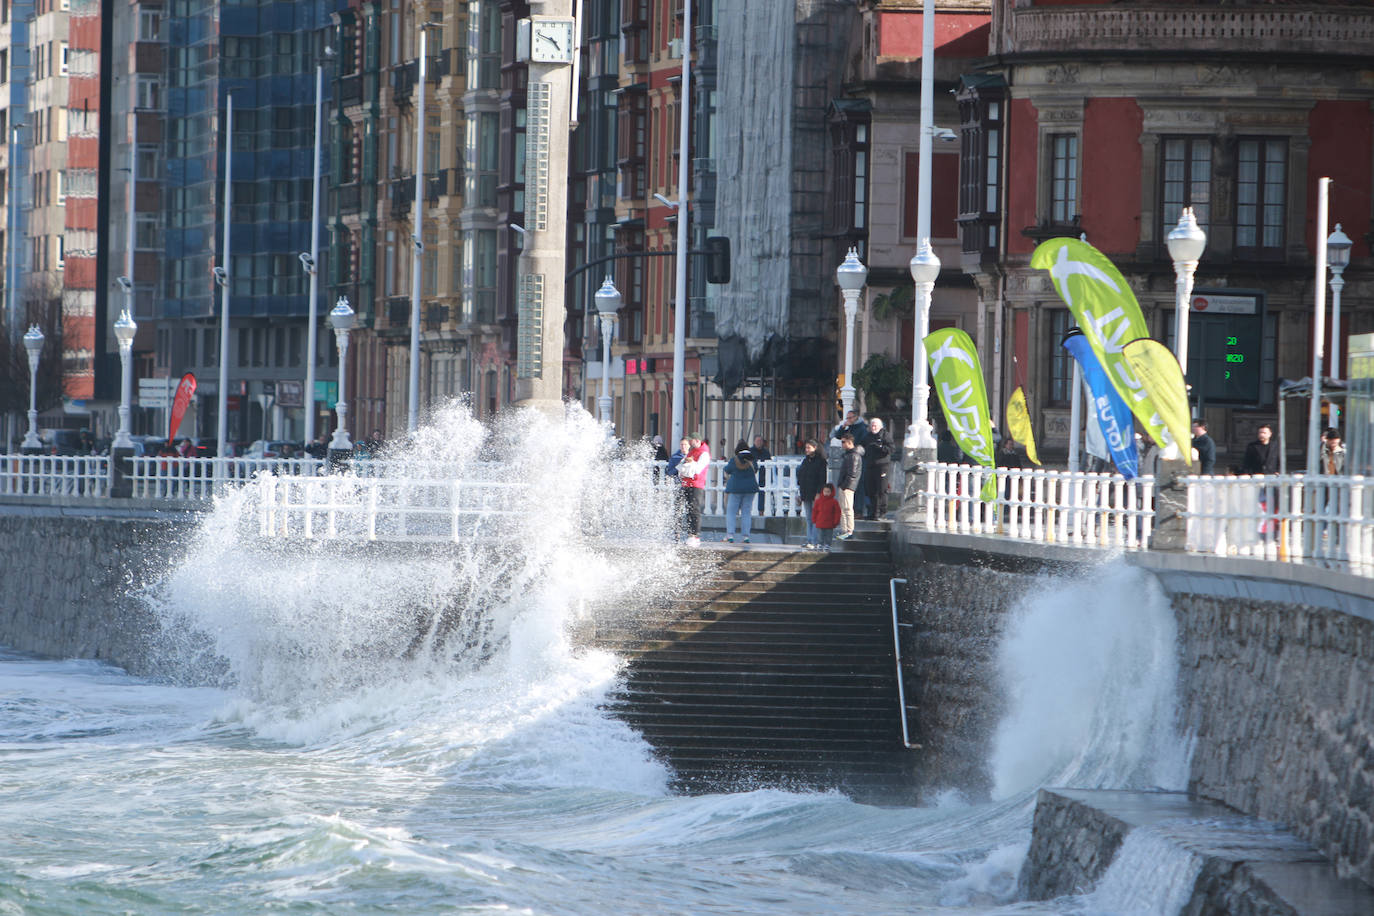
[302,61,325,447]
[216,95,234,464]
[22,324,44,452]
[1327,223,1352,380]
[328,296,355,454]
[908,240,940,451]
[112,310,137,449]
[408,22,441,437]
[836,248,868,417]
[1166,207,1207,372]
[593,276,622,431]
[1307,178,1332,475]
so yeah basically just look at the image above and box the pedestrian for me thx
[795,438,829,549]
[1242,424,1279,475]
[836,433,863,540]
[666,436,689,479]
[862,417,893,519]
[751,435,772,513]
[651,435,669,463]
[831,410,869,515]
[1191,418,1216,475]
[722,442,759,544]
[678,434,711,547]
[1320,427,1345,475]
[811,483,841,551]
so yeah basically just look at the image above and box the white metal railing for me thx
[257,473,529,543]
[1185,474,1373,575]
[923,462,1156,550]
[0,455,110,498]
[126,456,328,501]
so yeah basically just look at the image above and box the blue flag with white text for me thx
[1064,330,1139,480]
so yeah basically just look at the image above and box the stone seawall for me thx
[893,517,1374,890]
[0,507,194,674]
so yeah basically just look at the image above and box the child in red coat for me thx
[811,483,841,551]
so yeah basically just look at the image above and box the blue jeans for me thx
[803,499,819,545]
[725,491,754,539]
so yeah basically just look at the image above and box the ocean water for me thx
[0,407,1195,914]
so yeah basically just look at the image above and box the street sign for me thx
[1187,288,1264,407]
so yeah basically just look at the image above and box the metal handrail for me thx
[889,577,919,750]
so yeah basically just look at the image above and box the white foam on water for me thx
[1082,826,1204,916]
[140,403,691,796]
[989,562,1192,800]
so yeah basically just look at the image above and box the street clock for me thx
[517,18,575,64]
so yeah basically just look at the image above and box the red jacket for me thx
[681,443,710,489]
[812,493,841,529]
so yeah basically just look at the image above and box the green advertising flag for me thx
[924,327,998,501]
[1029,238,1183,455]
[1123,338,1193,466]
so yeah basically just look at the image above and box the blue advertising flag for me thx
[1063,331,1139,479]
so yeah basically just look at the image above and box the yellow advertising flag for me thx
[1122,338,1192,467]
[1005,387,1041,466]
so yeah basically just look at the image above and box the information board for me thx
[1187,289,1264,406]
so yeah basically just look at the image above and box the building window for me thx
[828,103,870,238]
[135,213,159,249]
[1236,137,1286,256]
[136,76,161,110]
[58,42,68,76]
[1050,134,1078,225]
[1160,137,1211,243]
[139,8,162,41]
[1047,309,1074,407]
[137,145,159,180]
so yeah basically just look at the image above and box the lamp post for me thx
[593,276,621,431]
[216,95,233,462]
[302,62,325,447]
[408,22,441,436]
[328,296,355,455]
[112,310,137,449]
[836,248,868,418]
[1327,223,1352,380]
[1307,177,1331,475]
[21,325,44,452]
[669,0,693,447]
[908,241,940,450]
[1166,207,1207,372]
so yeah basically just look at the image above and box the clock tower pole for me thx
[512,2,577,416]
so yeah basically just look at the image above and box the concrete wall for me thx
[0,506,194,674]
[893,523,1374,888]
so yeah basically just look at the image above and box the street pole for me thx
[907,0,938,454]
[329,296,355,455]
[1167,207,1206,374]
[1306,177,1330,475]
[216,96,233,463]
[22,325,43,452]
[113,312,137,449]
[304,63,323,446]
[408,27,433,436]
[670,0,692,446]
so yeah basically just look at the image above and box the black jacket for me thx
[796,452,829,502]
[1242,438,1279,475]
[1192,434,1216,475]
[838,445,864,491]
[863,428,894,468]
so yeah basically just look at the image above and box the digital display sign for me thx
[1187,290,1264,406]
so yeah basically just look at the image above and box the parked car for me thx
[244,440,304,459]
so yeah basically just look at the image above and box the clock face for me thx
[531,19,574,63]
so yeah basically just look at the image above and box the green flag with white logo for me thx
[924,327,998,501]
[1030,238,1184,457]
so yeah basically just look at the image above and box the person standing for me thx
[651,435,670,463]
[836,433,863,540]
[831,410,869,516]
[1321,428,1345,475]
[811,483,841,551]
[1191,419,1216,476]
[678,435,711,547]
[795,438,828,549]
[862,417,893,519]
[722,442,759,544]
[1242,424,1279,475]
[751,435,772,513]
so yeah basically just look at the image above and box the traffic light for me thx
[705,236,730,284]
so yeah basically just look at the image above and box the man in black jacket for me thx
[1242,424,1279,475]
[831,410,869,514]
[1191,419,1216,475]
[862,417,894,519]
[836,434,864,540]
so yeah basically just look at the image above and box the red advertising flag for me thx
[167,372,197,442]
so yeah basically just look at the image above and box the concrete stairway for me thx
[590,522,916,801]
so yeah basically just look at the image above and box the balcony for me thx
[340,74,363,107]
[390,177,414,218]
[337,183,361,216]
[425,170,446,202]
[1002,7,1374,58]
[392,60,418,104]
[386,296,410,328]
[425,303,448,330]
